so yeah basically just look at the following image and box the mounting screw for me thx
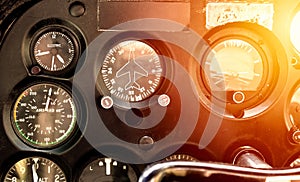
[139,136,154,150]
[292,129,300,144]
[158,94,170,107]
[31,66,41,75]
[101,96,114,109]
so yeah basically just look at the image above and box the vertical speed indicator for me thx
[12,83,77,149]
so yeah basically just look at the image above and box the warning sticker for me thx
[206,2,274,30]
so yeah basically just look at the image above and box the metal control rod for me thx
[233,146,272,169]
[139,161,300,182]
[234,152,272,169]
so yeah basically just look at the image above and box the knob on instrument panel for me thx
[232,146,271,169]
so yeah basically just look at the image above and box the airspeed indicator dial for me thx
[99,40,164,102]
[12,83,77,148]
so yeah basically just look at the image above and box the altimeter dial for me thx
[3,157,67,182]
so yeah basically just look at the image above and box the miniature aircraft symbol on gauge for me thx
[116,48,148,91]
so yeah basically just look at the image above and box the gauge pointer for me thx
[116,48,148,90]
[56,54,65,64]
[32,159,39,182]
[35,50,50,57]
[45,87,52,112]
[237,77,252,85]
[104,158,112,176]
[51,56,55,71]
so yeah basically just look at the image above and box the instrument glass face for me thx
[289,87,300,127]
[12,83,77,148]
[100,40,164,102]
[78,158,138,181]
[33,31,76,72]
[3,157,67,182]
[204,39,264,92]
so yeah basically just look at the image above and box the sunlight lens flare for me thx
[290,11,300,52]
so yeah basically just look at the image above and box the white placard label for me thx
[206,2,274,30]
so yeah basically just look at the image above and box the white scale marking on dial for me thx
[104,158,112,176]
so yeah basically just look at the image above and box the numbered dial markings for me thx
[4,157,67,182]
[165,154,199,162]
[33,31,76,71]
[12,84,77,148]
[79,158,137,182]
[100,40,164,102]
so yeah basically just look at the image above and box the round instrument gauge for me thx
[78,158,138,182]
[202,37,270,106]
[196,23,280,118]
[204,39,264,92]
[99,40,164,103]
[290,11,300,53]
[32,29,77,72]
[12,83,77,148]
[3,157,67,182]
[287,86,300,144]
[288,87,300,126]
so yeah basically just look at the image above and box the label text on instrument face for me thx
[206,2,274,30]
[47,44,62,48]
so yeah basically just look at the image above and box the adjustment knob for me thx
[289,127,300,144]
